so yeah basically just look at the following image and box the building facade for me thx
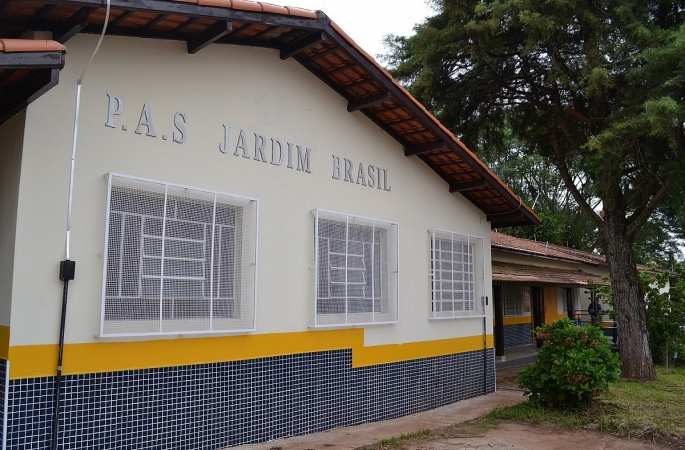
[0,2,539,449]
[491,232,611,355]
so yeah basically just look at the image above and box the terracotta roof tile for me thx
[198,0,232,7]
[492,262,607,286]
[231,0,262,11]
[491,231,606,266]
[284,6,317,18]
[0,39,66,53]
[171,0,318,19]
[259,3,290,14]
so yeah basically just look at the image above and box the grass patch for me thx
[484,366,685,446]
[357,366,685,450]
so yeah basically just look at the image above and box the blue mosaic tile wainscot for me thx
[5,349,495,450]
[501,323,533,348]
[0,358,6,448]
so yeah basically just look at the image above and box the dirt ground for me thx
[495,364,524,389]
[366,364,675,450]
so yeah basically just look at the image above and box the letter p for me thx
[105,93,124,128]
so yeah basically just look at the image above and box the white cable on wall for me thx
[65,0,111,259]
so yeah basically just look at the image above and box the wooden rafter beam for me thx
[341,77,374,90]
[387,115,420,127]
[449,179,488,193]
[307,45,340,60]
[280,31,325,59]
[187,21,232,54]
[110,10,136,27]
[30,4,57,23]
[347,91,391,112]
[404,140,447,157]
[324,62,356,76]
[0,68,59,126]
[486,210,524,223]
[143,13,168,30]
[171,17,199,36]
[55,7,96,43]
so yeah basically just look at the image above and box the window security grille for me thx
[503,285,531,317]
[101,174,258,336]
[315,210,399,326]
[431,229,485,319]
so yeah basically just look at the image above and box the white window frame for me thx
[100,173,258,337]
[314,209,399,327]
[430,229,485,319]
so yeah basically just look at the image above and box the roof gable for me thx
[0,0,540,227]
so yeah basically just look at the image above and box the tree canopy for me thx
[385,0,685,379]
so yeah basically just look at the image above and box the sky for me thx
[266,0,436,60]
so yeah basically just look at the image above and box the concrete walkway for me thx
[496,344,539,369]
[231,390,525,450]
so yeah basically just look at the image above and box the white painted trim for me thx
[99,173,259,337]
[313,209,399,327]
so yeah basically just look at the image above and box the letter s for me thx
[173,112,186,144]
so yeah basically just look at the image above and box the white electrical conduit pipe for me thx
[52,3,110,450]
[65,0,111,259]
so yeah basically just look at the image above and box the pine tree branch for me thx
[627,183,667,239]
[550,128,605,229]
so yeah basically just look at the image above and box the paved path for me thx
[231,390,525,450]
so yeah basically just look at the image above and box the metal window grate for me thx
[101,174,258,336]
[314,210,399,326]
[503,285,530,317]
[431,229,485,319]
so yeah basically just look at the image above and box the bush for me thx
[518,318,621,408]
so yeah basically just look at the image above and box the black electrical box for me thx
[59,260,76,281]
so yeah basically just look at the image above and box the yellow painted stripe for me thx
[501,316,531,326]
[353,334,494,367]
[7,329,493,379]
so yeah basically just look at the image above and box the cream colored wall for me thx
[0,111,25,327]
[12,35,492,347]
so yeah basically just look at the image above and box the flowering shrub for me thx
[518,317,621,408]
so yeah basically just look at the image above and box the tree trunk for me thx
[603,210,656,380]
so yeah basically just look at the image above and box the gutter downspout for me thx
[51,3,110,449]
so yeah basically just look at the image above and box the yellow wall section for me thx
[543,286,558,324]
[7,328,494,379]
[498,316,531,326]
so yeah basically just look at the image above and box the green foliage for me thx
[587,267,685,365]
[483,148,598,252]
[518,318,621,408]
[640,266,685,366]
[485,367,685,445]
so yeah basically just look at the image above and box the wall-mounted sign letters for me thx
[105,93,186,144]
[331,155,391,192]
[219,124,311,173]
[103,93,392,191]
